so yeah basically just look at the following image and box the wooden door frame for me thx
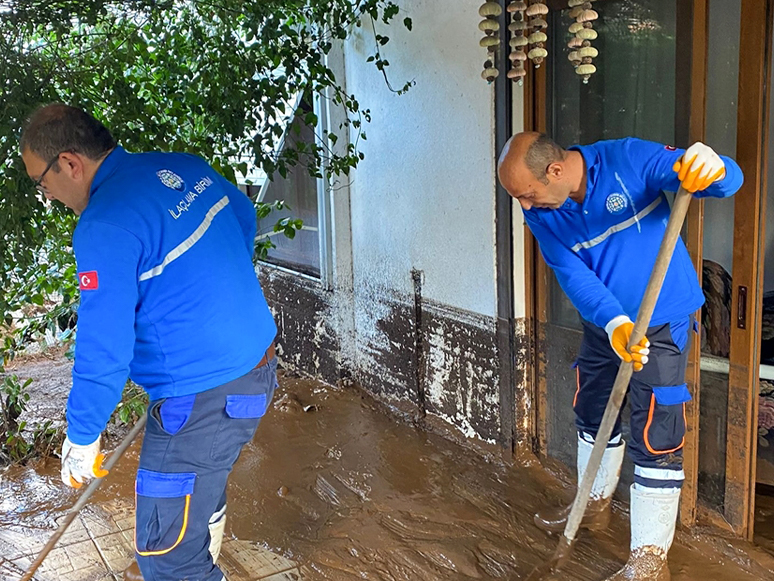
[523,33,547,457]
[720,0,773,540]
[523,0,710,526]
[680,0,708,529]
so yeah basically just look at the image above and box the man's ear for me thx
[58,152,85,180]
[546,161,563,180]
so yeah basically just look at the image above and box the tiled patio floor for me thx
[0,499,306,581]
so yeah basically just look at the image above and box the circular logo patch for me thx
[605,193,628,214]
[156,169,186,192]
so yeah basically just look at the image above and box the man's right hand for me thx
[673,142,726,193]
[61,435,109,488]
[605,316,650,372]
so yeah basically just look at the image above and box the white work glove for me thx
[605,315,650,372]
[61,435,108,488]
[673,142,726,193]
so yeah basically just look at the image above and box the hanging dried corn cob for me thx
[567,0,598,83]
[479,1,502,83]
[506,1,528,84]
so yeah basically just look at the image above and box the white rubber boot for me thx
[577,433,626,502]
[208,503,227,564]
[534,433,625,533]
[604,485,680,581]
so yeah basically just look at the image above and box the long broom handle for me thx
[20,414,147,581]
[562,187,693,544]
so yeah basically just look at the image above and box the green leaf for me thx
[0,0,412,386]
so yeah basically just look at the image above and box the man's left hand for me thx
[673,142,726,193]
[606,316,650,372]
[61,436,109,488]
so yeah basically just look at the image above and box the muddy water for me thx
[0,362,769,580]
[755,490,774,554]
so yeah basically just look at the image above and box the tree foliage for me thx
[0,0,411,360]
[0,371,62,464]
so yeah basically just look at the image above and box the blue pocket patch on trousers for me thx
[653,384,692,406]
[225,394,268,419]
[159,394,196,435]
[669,318,690,352]
[136,469,196,498]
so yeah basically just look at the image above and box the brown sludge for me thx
[123,560,144,581]
[534,497,612,533]
[602,547,670,581]
[0,358,769,580]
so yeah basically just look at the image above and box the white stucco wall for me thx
[511,86,526,320]
[343,0,498,318]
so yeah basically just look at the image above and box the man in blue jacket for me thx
[498,132,743,581]
[21,104,278,581]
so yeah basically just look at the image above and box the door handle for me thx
[737,285,747,329]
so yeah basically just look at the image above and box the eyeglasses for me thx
[32,153,64,195]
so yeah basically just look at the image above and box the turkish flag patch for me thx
[78,271,99,290]
[665,145,677,151]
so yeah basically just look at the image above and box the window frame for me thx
[254,91,334,288]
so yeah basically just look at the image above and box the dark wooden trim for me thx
[696,503,736,535]
[533,64,548,135]
[675,0,694,147]
[534,63,550,456]
[522,35,540,453]
[411,269,427,415]
[496,0,516,453]
[725,0,773,539]
[524,226,542,454]
[680,0,709,530]
[522,42,550,454]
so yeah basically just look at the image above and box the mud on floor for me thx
[1,355,773,580]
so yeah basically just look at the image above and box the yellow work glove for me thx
[61,435,109,488]
[605,315,650,372]
[672,142,726,193]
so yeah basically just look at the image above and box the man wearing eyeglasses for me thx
[20,104,278,581]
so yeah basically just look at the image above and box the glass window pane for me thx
[543,0,680,474]
[758,0,774,513]
[548,1,677,146]
[697,0,740,513]
[545,1,679,331]
[258,98,321,277]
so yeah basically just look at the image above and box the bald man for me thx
[499,133,743,581]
